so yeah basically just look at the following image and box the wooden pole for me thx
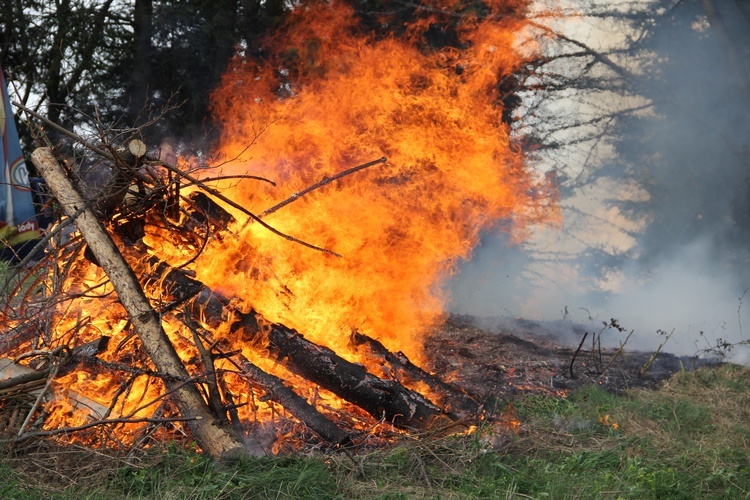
[30,147,246,461]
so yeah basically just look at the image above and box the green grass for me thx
[111,451,340,499]
[1,364,749,499]
[505,364,750,499]
[0,259,48,306]
[0,462,26,498]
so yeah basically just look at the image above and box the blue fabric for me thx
[0,66,40,251]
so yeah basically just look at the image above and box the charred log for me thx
[253,320,447,429]
[235,356,352,446]
[183,191,234,235]
[144,256,449,429]
[350,331,481,420]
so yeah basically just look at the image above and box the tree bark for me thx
[30,147,246,462]
[259,322,447,429]
[130,0,153,126]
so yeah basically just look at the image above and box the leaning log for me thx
[257,320,447,429]
[82,248,351,447]
[235,356,352,446]
[350,331,481,420]
[142,256,448,429]
[31,147,246,462]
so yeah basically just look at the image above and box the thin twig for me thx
[0,206,87,297]
[4,416,203,443]
[17,347,71,436]
[16,99,341,258]
[181,311,227,423]
[180,174,276,187]
[259,157,387,218]
[597,329,634,381]
[528,21,639,82]
[102,372,143,421]
[569,331,589,379]
[12,101,122,166]
[639,329,675,377]
[153,159,343,257]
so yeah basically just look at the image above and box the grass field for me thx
[1,363,748,499]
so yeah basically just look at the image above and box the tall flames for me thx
[191,0,552,361]
[3,0,555,446]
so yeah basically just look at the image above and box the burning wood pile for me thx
[0,142,479,460]
[0,0,556,460]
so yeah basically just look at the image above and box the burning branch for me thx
[4,415,204,444]
[29,147,246,461]
[13,347,69,436]
[350,331,480,420]
[149,158,345,257]
[178,312,351,446]
[258,156,387,218]
[14,99,345,258]
[144,252,452,430]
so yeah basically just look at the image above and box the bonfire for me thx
[0,0,560,459]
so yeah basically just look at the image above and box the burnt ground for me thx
[424,315,722,403]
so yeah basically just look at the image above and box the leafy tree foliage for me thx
[2,0,132,141]
[1,0,290,146]
[2,0,531,147]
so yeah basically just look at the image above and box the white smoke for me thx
[447,0,750,365]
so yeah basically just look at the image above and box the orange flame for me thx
[3,0,558,444]
[190,0,553,362]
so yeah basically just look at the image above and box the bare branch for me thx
[5,416,203,443]
[259,157,387,218]
[152,158,343,257]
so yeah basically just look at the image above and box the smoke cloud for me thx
[447,0,750,365]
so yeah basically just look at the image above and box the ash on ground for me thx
[425,315,720,403]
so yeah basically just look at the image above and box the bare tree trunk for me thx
[30,147,246,462]
[700,0,750,236]
[735,0,750,26]
[130,0,153,126]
